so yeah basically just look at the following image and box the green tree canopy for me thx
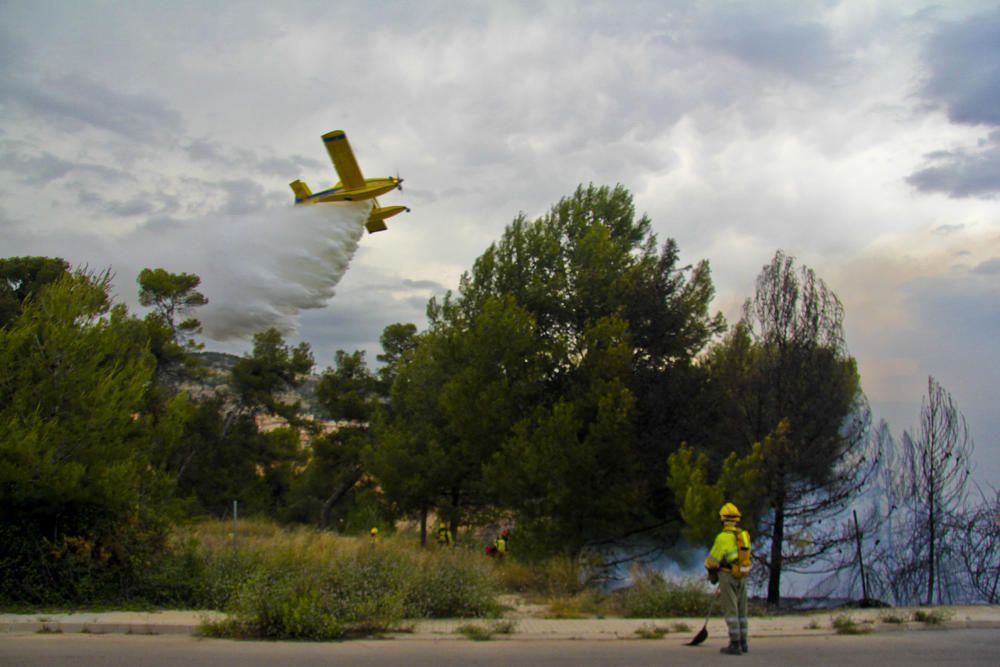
[376,322,418,395]
[0,269,181,601]
[315,350,380,423]
[375,184,724,555]
[372,294,543,535]
[136,268,208,379]
[0,256,70,327]
[230,328,314,424]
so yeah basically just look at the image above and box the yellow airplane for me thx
[290,130,408,233]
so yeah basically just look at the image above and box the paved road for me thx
[1,628,998,666]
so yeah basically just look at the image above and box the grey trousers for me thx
[719,571,748,644]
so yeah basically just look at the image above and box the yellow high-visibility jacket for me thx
[705,527,752,577]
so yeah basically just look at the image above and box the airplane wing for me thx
[322,130,365,190]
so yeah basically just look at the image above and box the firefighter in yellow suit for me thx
[436,522,454,547]
[704,503,752,655]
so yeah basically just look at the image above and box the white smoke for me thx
[4,201,370,341]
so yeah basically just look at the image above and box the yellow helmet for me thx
[370,527,379,535]
[719,503,741,521]
[439,522,447,529]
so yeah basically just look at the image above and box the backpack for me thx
[732,530,752,579]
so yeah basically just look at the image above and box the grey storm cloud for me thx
[0,71,182,142]
[77,191,155,218]
[185,138,323,177]
[696,9,840,83]
[921,9,1000,127]
[215,179,271,217]
[0,143,127,186]
[972,257,1000,275]
[905,8,1000,199]
[907,131,1000,198]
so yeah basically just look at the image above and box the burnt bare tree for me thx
[875,377,974,604]
[959,487,1000,603]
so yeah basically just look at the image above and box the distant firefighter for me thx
[436,522,453,548]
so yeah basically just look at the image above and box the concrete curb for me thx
[2,607,998,640]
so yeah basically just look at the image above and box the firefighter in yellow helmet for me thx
[436,521,453,548]
[704,502,752,655]
[369,527,379,544]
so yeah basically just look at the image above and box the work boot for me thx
[720,642,742,655]
[740,640,749,653]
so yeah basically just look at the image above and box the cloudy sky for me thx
[2,1,998,484]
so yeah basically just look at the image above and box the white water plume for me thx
[188,202,369,340]
[4,201,371,341]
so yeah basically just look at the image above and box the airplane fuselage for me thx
[293,176,402,204]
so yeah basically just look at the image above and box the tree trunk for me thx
[420,506,428,546]
[319,469,362,530]
[767,491,786,606]
[926,473,935,605]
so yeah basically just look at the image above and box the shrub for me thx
[545,588,606,618]
[913,608,953,625]
[634,624,670,639]
[455,620,517,641]
[403,548,500,618]
[496,556,583,596]
[831,613,872,635]
[614,568,713,618]
[879,611,908,624]
[192,520,502,640]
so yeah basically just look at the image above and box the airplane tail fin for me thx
[289,179,312,202]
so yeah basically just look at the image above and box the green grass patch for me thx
[671,621,692,633]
